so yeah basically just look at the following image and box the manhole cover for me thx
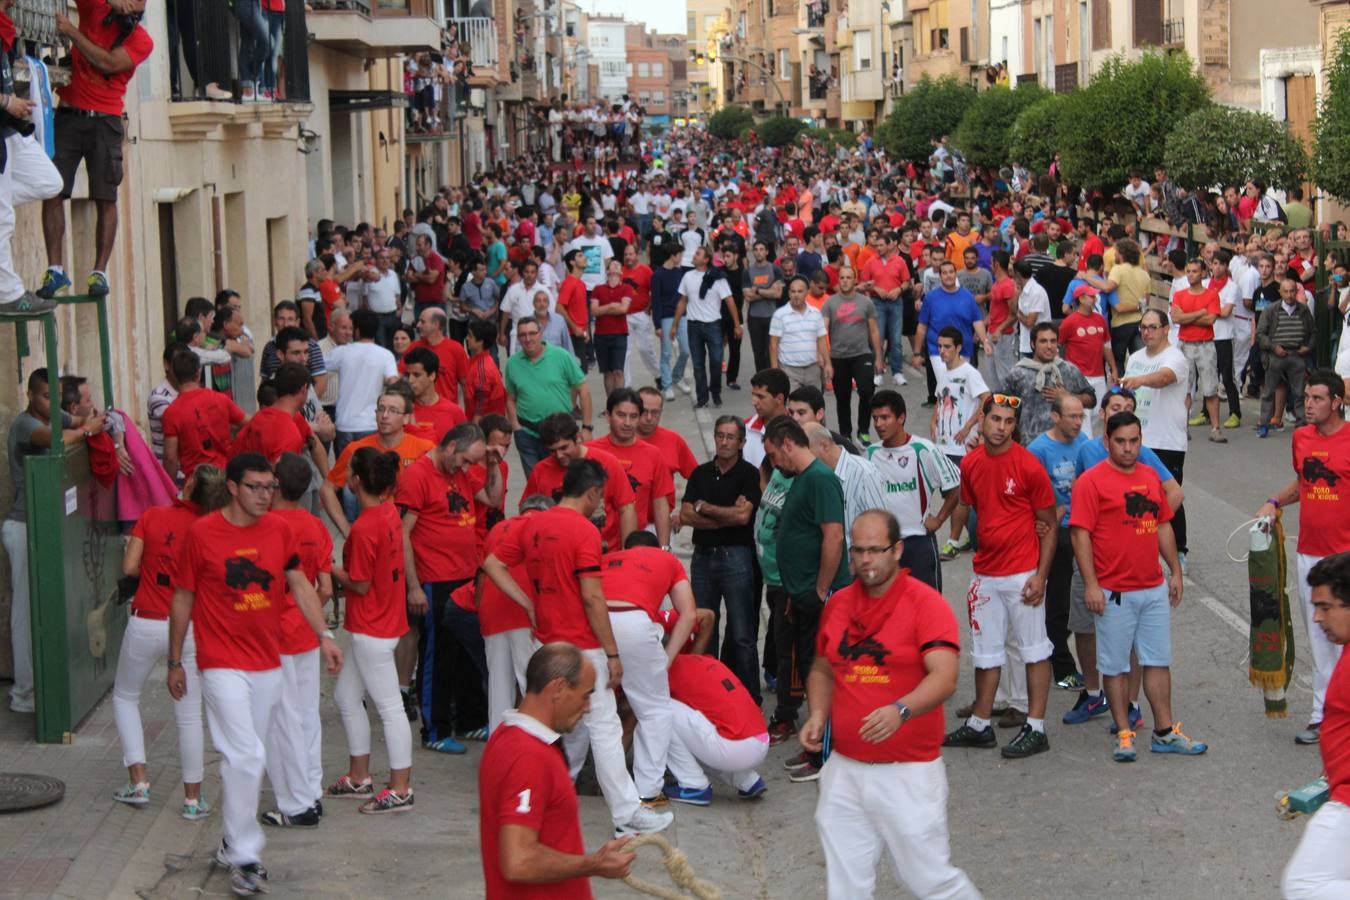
[0,773,65,812]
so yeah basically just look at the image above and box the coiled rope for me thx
[621,833,723,900]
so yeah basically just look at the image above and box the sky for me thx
[578,0,686,36]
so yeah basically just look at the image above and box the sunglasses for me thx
[1105,385,1136,400]
[990,393,1022,409]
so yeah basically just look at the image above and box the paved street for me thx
[0,363,1329,899]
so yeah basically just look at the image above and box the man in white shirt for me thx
[500,259,553,355]
[678,223,704,269]
[324,308,401,457]
[769,276,828,392]
[566,216,613,293]
[1014,259,1052,357]
[1207,249,1244,428]
[930,326,990,558]
[671,247,737,409]
[361,248,402,350]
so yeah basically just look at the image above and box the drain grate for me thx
[0,773,66,813]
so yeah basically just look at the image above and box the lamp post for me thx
[717,52,788,116]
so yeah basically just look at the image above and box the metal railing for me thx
[170,0,311,102]
[447,17,498,68]
[309,0,372,12]
[13,0,60,48]
[1162,17,1184,46]
[806,0,828,28]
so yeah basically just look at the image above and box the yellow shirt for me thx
[1108,263,1151,328]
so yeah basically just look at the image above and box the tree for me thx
[877,75,976,164]
[953,83,1051,170]
[757,117,808,148]
[1006,93,1066,174]
[708,105,754,140]
[1313,31,1350,203]
[801,127,858,150]
[1056,50,1209,190]
[1163,105,1308,192]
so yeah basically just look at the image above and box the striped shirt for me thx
[769,304,826,366]
[832,450,889,543]
[261,337,328,381]
[147,379,178,461]
[867,436,962,538]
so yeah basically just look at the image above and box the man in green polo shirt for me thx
[504,315,593,476]
[763,415,849,783]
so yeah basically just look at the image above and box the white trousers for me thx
[203,667,281,867]
[0,134,63,302]
[562,646,641,825]
[623,311,661,388]
[485,628,533,734]
[1298,554,1345,724]
[665,699,766,793]
[1233,317,1254,385]
[263,649,322,816]
[334,632,413,770]
[609,611,673,799]
[3,519,31,712]
[993,641,1028,713]
[112,616,205,783]
[1283,800,1350,898]
[815,754,982,900]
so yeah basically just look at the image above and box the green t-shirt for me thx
[755,468,795,586]
[503,344,585,433]
[775,459,849,599]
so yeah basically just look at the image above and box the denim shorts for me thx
[1095,581,1171,676]
[593,332,628,372]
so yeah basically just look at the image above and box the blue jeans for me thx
[686,320,724,404]
[659,316,689,390]
[263,9,284,92]
[691,545,761,705]
[876,299,905,375]
[234,0,268,87]
[515,428,546,478]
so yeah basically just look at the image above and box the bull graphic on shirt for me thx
[837,631,891,666]
[1302,457,1341,487]
[628,473,641,492]
[225,556,274,591]
[447,491,470,514]
[1123,491,1159,519]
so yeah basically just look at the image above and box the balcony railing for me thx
[1162,17,1184,46]
[806,0,829,29]
[13,0,60,48]
[171,0,311,103]
[448,17,499,68]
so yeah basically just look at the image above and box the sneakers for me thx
[943,723,998,748]
[1055,672,1085,691]
[1257,425,1270,438]
[1151,723,1207,755]
[767,719,797,745]
[873,373,884,386]
[938,540,962,561]
[712,395,723,408]
[423,735,467,754]
[1110,704,1144,735]
[664,387,676,401]
[764,673,779,694]
[1114,729,1138,762]
[615,805,674,837]
[782,750,813,771]
[998,707,1028,729]
[326,775,374,798]
[1188,412,1209,427]
[182,797,213,821]
[1296,722,1322,745]
[1223,413,1241,429]
[892,371,908,385]
[229,862,269,896]
[113,782,150,807]
[0,291,58,316]
[639,794,669,808]
[87,271,110,297]
[787,761,822,782]
[359,788,415,814]
[1063,692,1109,725]
[737,777,767,800]
[662,783,713,806]
[1208,428,1227,444]
[401,689,419,722]
[678,378,693,394]
[260,807,320,828]
[36,267,71,299]
[204,82,232,100]
[1001,724,1050,758]
[727,381,741,391]
[460,726,489,741]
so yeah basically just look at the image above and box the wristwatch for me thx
[167,659,183,670]
[321,629,336,641]
[892,701,912,723]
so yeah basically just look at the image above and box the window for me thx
[687,13,696,34]
[854,30,873,69]
[778,47,790,80]
[653,90,665,102]
[653,62,664,77]
[627,63,634,77]
[639,90,651,103]
[638,62,650,77]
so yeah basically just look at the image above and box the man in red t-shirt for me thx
[636,387,698,504]
[858,234,912,385]
[1170,259,1225,440]
[1059,285,1116,415]
[523,412,636,552]
[479,500,549,734]
[558,250,591,373]
[662,651,769,804]
[166,453,340,894]
[478,642,636,899]
[37,0,152,301]
[404,307,469,407]
[232,363,328,481]
[161,351,246,482]
[1071,411,1203,762]
[944,396,1057,759]
[1258,371,1350,743]
[801,510,978,899]
[406,233,447,318]
[403,346,467,443]
[986,251,1018,389]
[588,388,673,547]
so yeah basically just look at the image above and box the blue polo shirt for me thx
[918,286,984,357]
[1028,431,1091,527]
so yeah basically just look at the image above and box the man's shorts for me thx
[1180,339,1219,398]
[966,570,1054,668]
[592,332,628,373]
[1095,581,1171,676]
[1068,563,1095,635]
[53,109,125,202]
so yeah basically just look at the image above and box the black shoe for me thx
[402,690,419,722]
[694,400,710,409]
[311,799,324,818]
[942,723,998,748]
[712,395,723,407]
[1001,724,1050,759]
[260,806,320,828]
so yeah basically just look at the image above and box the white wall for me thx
[989,0,1022,76]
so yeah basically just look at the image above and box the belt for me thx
[131,608,169,621]
[58,107,119,119]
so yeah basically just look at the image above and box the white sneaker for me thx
[615,805,674,836]
[240,82,257,103]
[664,387,676,401]
[873,373,883,386]
[892,371,908,385]
[678,378,693,395]
[204,82,232,101]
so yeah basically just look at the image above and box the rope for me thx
[1227,516,1299,563]
[621,833,724,900]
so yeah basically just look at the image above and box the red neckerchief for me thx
[0,12,15,52]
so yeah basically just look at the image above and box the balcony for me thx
[448,17,505,86]
[13,0,60,48]
[806,0,829,28]
[1162,17,1184,47]
[309,0,442,57]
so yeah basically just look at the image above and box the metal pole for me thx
[719,53,787,114]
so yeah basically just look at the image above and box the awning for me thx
[328,90,410,113]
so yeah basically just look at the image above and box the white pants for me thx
[112,615,205,783]
[609,611,673,799]
[203,667,281,867]
[993,641,1028,713]
[1233,317,1254,385]
[665,699,765,793]
[562,646,642,825]
[1283,800,1350,898]
[1298,554,1345,724]
[3,519,31,712]
[623,311,661,388]
[1084,376,1108,438]
[967,570,1053,667]
[815,754,981,900]
[263,649,322,816]
[485,628,533,734]
[334,632,413,770]
[0,134,63,302]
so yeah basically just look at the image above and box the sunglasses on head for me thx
[989,393,1022,409]
[1105,385,1136,400]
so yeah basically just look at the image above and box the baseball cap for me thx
[1072,283,1099,300]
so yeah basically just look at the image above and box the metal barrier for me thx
[448,16,498,68]
[12,0,60,48]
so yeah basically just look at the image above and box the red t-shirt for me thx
[960,443,1056,576]
[179,511,299,671]
[1068,462,1173,592]
[479,721,591,900]
[644,426,699,480]
[987,277,1015,335]
[413,252,447,305]
[558,276,589,336]
[667,654,768,741]
[161,387,245,477]
[1323,650,1350,806]
[232,406,312,462]
[1172,287,1220,342]
[342,502,409,639]
[1058,312,1110,378]
[58,0,153,115]
[521,448,635,552]
[816,573,960,763]
[1292,423,1350,557]
[408,396,467,444]
[465,353,508,419]
[590,282,633,336]
[493,505,603,648]
[600,547,688,622]
[130,500,199,618]
[474,459,509,543]
[1078,232,1105,271]
[622,264,653,315]
[861,254,911,297]
[402,337,469,405]
[394,455,486,582]
[585,436,673,531]
[269,507,332,655]
[478,514,534,636]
